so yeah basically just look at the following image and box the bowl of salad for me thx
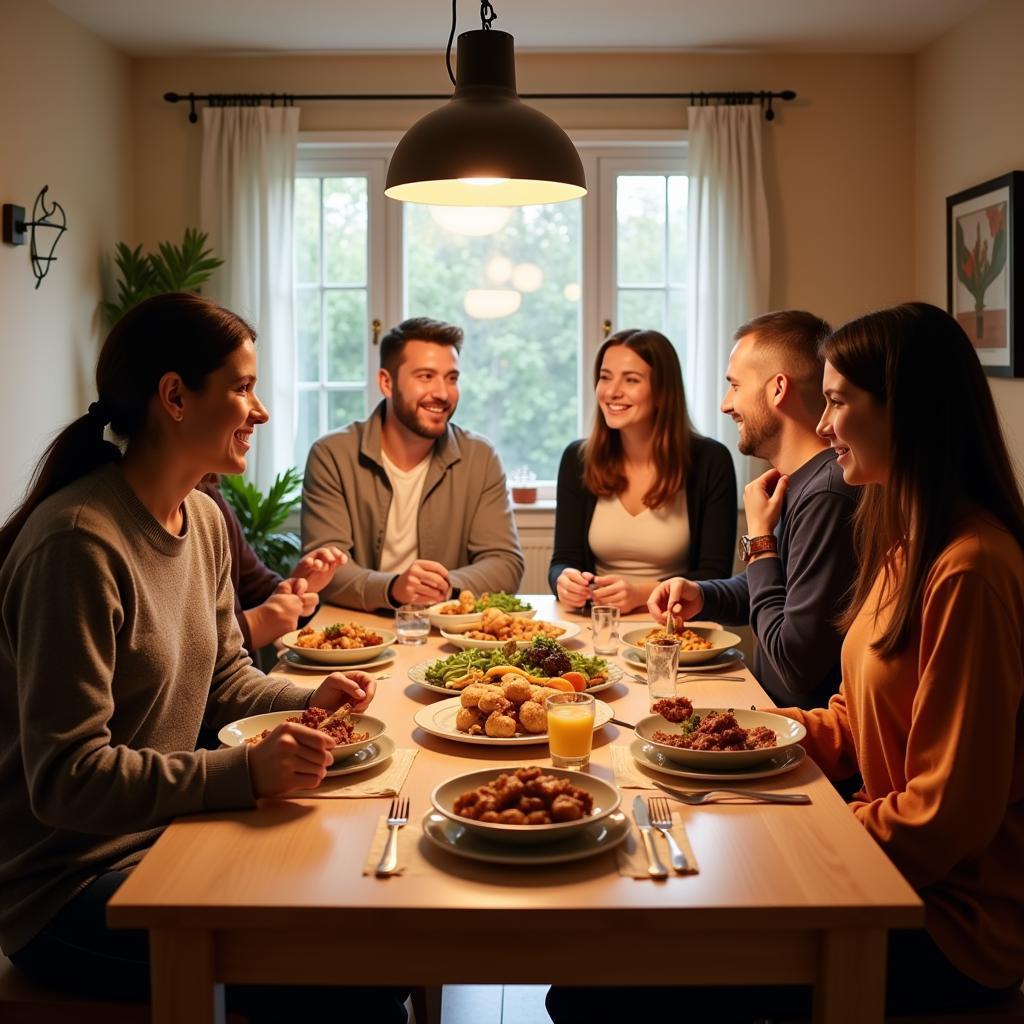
[427,591,535,630]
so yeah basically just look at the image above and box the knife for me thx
[632,795,669,879]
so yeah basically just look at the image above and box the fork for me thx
[654,782,810,805]
[375,796,409,877]
[646,796,689,872]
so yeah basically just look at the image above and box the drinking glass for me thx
[546,691,596,769]
[591,604,620,655]
[394,605,430,645]
[645,637,680,700]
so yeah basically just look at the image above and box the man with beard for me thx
[302,317,524,611]
[648,310,858,710]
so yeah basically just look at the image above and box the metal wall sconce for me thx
[3,185,68,289]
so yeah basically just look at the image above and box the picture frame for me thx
[947,171,1024,378]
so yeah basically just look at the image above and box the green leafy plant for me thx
[219,468,304,577]
[104,228,223,326]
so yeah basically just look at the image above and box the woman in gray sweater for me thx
[0,293,407,1022]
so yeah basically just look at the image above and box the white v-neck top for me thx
[589,490,690,579]
[378,450,432,575]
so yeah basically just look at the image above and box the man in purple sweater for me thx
[649,310,858,710]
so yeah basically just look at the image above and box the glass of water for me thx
[591,604,620,655]
[645,637,680,700]
[395,604,430,645]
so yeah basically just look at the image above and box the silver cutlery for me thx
[610,717,638,730]
[631,795,668,879]
[375,796,409,877]
[627,671,746,684]
[653,781,810,805]
[646,796,689,872]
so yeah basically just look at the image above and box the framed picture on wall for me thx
[947,171,1024,377]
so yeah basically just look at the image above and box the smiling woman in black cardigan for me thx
[549,329,737,612]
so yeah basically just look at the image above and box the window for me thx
[293,135,686,481]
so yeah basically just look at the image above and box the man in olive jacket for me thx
[302,317,524,612]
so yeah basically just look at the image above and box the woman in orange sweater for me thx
[546,302,1024,1022]
[778,301,1024,1007]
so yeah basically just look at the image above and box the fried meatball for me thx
[550,795,585,821]
[498,808,528,825]
[456,707,484,732]
[484,711,517,738]
[478,689,512,715]
[517,700,547,734]
[460,684,488,708]
[526,811,552,825]
[501,677,533,705]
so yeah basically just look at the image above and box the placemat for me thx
[304,748,418,798]
[610,743,666,789]
[362,815,428,876]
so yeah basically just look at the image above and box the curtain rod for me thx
[164,89,796,124]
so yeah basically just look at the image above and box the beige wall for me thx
[915,0,1024,480]
[133,50,915,325]
[0,0,133,516]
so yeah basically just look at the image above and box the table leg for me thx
[150,928,225,1024]
[812,928,887,1024]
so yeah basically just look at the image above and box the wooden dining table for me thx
[107,596,922,1024]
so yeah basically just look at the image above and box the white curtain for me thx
[200,106,299,490]
[684,104,770,487]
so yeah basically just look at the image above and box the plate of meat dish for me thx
[281,622,396,666]
[218,706,386,764]
[427,590,536,630]
[634,696,806,770]
[620,624,742,666]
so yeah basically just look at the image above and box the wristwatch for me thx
[739,534,778,563]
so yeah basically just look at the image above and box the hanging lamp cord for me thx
[445,0,499,86]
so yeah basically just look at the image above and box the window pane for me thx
[327,389,366,432]
[323,177,367,286]
[404,201,581,481]
[617,290,666,334]
[617,176,665,286]
[325,289,367,383]
[668,175,688,286]
[294,177,320,285]
[295,389,321,469]
[668,287,686,361]
[295,288,321,383]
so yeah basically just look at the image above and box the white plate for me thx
[422,810,630,865]
[281,626,397,665]
[407,660,623,696]
[630,736,807,781]
[217,709,387,763]
[440,621,581,650]
[426,599,536,631]
[280,649,396,673]
[621,646,744,674]
[322,735,395,777]
[413,695,614,745]
[620,624,743,666]
[636,707,806,770]
[431,766,620,844]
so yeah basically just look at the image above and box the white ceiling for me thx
[49,0,989,56]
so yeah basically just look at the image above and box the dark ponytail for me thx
[0,292,255,567]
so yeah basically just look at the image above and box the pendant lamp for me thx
[385,11,586,206]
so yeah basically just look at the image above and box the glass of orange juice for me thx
[546,691,596,770]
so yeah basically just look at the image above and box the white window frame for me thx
[295,130,687,486]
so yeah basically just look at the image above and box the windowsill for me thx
[511,499,556,512]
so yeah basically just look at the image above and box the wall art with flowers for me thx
[947,171,1023,377]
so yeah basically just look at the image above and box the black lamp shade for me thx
[385,30,587,205]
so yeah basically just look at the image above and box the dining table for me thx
[106,595,922,1024]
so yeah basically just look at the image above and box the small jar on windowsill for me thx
[509,465,538,505]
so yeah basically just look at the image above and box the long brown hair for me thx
[582,329,694,509]
[824,302,1024,656]
[0,293,255,568]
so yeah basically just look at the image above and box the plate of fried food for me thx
[427,591,535,630]
[413,684,614,745]
[430,765,621,845]
[634,696,806,770]
[281,622,396,665]
[620,623,742,666]
[440,608,580,650]
[218,705,387,764]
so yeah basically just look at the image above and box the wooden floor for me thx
[439,985,550,1024]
